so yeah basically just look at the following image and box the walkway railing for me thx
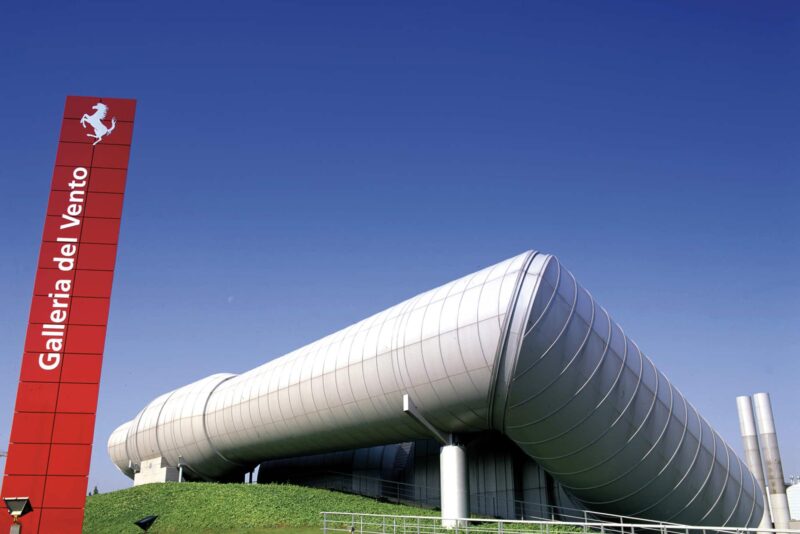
[514,501,693,529]
[320,511,800,534]
[280,469,678,525]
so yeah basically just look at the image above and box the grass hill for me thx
[83,482,437,534]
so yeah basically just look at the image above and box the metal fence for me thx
[288,470,696,527]
[320,511,800,534]
[277,470,440,508]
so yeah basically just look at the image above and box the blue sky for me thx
[1,1,798,492]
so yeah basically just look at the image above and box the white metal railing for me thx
[289,469,708,530]
[513,500,689,527]
[320,511,800,534]
[296,469,746,531]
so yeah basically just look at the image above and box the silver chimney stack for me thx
[753,392,791,531]
[737,395,773,531]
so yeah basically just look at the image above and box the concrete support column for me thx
[737,395,772,532]
[133,456,179,486]
[440,444,468,528]
[753,392,791,531]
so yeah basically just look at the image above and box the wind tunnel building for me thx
[109,251,764,527]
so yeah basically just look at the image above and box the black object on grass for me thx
[134,515,158,532]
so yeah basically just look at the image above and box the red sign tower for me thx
[1,96,136,533]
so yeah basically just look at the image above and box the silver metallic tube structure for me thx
[736,396,772,531]
[109,251,764,527]
[753,392,791,530]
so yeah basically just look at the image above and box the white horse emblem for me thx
[80,103,117,145]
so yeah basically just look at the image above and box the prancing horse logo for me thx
[80,102,117,145]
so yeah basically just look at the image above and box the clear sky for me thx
[1,1,798,493]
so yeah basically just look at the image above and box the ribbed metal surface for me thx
[501,256,761,526]
[111,252,532,477]
[108,251,763,527]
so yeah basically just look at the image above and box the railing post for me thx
[323,513,327,534]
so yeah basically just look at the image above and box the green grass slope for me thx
[83,482,437,534]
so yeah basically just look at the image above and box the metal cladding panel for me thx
[502,256,762,526]
[111,252,530,475]
[203,251,529,465]
[109,251,762,527]
[788,484,800,521]
[110,373,238,481]
[107,422,133,477]
[2,96,135,534]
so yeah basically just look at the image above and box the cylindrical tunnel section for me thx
[109,250,763,527]
[498,256,762,527]
[752,392,791,531]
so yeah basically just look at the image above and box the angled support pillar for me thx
[753,392,791,533]
[403,394,468,528]
[736,396,772,533]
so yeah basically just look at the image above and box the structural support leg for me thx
[753,392,791,532]
[440,444,468,529]
[736,396,772,533]
[402,394,469,528]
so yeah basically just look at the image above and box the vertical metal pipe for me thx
[736,395,772,531]
[752,392,791,531]
[441,445,469,528]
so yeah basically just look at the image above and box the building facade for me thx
[109,251,764,527]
